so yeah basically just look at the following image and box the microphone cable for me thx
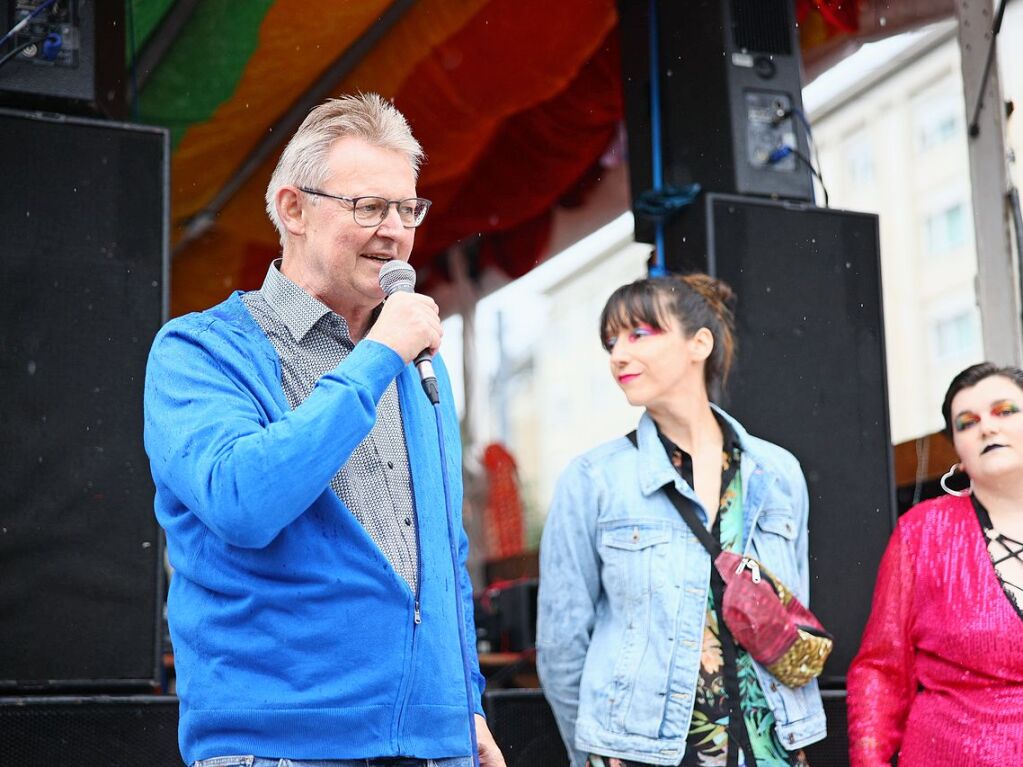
[0,0,57,51]
[433,402,481,767]
[378,258,480,764]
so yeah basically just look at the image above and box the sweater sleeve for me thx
[143,318,405,548]
[847,519,918,767]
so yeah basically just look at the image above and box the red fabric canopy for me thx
[151,0,947,314]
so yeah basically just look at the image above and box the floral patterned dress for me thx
[587,421,806,767]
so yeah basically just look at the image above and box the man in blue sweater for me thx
[144,94,504,767]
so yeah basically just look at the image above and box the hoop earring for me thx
[940,463,972,497]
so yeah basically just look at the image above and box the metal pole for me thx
[955,0,1022,364]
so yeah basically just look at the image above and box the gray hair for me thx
[265,93,424,243]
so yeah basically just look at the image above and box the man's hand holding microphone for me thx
[367,260,443,404]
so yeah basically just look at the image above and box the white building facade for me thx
[465,11,1023,533]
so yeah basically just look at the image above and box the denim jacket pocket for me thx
[601,521,672,551]
[750,508,800,588]
[599,521,672,599]
[757,509,798,540]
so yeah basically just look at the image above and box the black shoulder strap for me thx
[626,431,720,556]
[625,430,754,767]
[662,482,721,557]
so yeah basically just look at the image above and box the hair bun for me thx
[678,273,736,314]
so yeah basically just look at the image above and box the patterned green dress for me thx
[679,443,804,767]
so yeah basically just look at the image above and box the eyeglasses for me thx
[299,187,432,228]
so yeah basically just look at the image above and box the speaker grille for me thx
[484,688,851,767]
[803,691,850,767]
[484,689,566,767]
[0,109,168,690]
[0,696,180,766]
[705,195,893,682]
[731,0,793,54]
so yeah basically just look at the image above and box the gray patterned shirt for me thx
[241,261,419,590]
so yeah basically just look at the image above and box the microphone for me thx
[378,260,440,405]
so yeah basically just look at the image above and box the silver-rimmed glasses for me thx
[299,187,432,228]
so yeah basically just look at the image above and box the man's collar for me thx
[260,259,342,342]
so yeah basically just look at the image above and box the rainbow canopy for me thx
[128,0,951,315]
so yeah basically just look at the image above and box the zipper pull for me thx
[414,600,422,625]
[734,558,762,583]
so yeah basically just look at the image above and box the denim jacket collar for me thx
[634,406,780,552]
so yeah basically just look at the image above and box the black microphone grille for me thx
[378,259,416,295]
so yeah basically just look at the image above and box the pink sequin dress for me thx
[847,494,1023,766]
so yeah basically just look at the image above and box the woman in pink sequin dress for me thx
[847,362,1023,766]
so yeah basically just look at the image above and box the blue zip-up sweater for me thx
[143,292,483,764]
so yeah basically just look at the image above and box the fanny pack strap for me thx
[625,430,757,767]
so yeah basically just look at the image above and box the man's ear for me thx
[689,326,715,363]
[276,186,306,237]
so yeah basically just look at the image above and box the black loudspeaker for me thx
[486,688,851,767]
[802,690,850,767]
[484,688,566,767]
[0,0,125,118]
[0,695,180,766]
[619,0,814,243]
[0,108,168,690]
[477,578,539,653]
[693,194,895,683]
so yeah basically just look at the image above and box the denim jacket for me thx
[536,408,826,767]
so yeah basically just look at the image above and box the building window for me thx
[915,90,962,151]
[844,134,874,187]
[918,112,958,149]
[924,202,969,254]
[931,309,981,362]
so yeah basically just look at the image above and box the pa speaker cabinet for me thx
[0,0,125,118]
[0,108,168,690]
[0,696,180,767]
[485,688,851,767]
[484,688,566,767]
[802,690,850,767]
[619,0,813,244]
[694,194,895,683]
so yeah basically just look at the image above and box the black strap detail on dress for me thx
[625,430,756,767]
[972,495,1023,621]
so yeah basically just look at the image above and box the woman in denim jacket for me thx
[537,275,825,767]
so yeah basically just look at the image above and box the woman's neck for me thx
[647,391,720,455]
[973,478,1023,538]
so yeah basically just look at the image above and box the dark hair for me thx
[598,273,736,399]
[941,362,1023,436]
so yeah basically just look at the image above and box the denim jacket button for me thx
[770,682,778,692]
